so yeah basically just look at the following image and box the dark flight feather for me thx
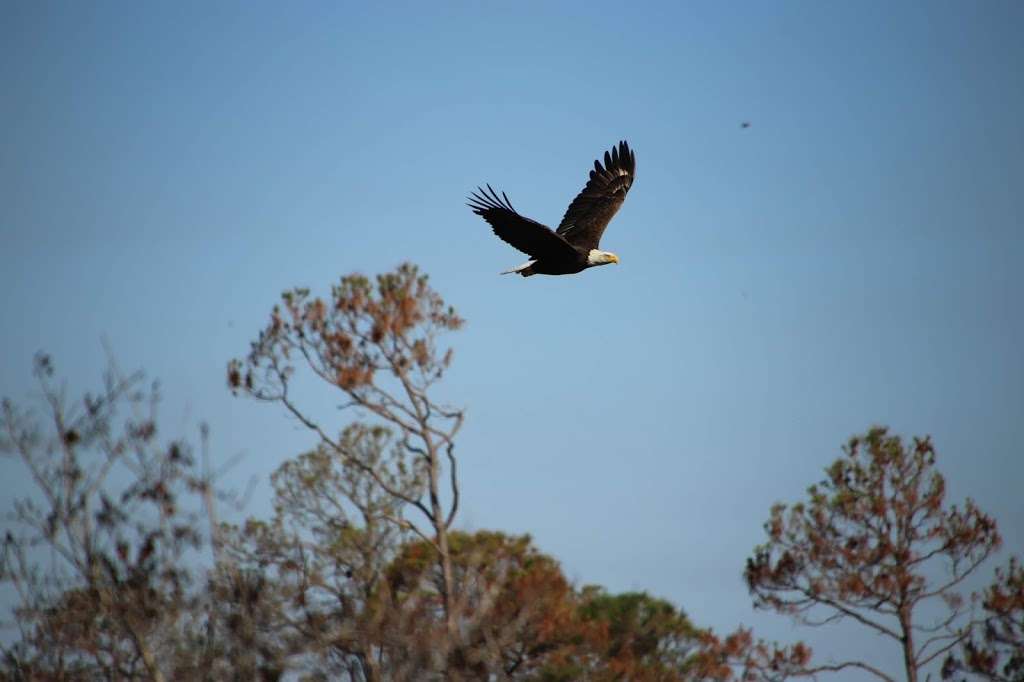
[555,140,636,250]
[467,185,577,261]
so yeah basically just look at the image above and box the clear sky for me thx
[2,1,1022,677]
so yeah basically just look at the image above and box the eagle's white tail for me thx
[500,259,536,276]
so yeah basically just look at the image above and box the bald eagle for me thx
[468,141,636,277]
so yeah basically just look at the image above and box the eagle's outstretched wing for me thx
[468,185,579,260]
[556,141,636,251]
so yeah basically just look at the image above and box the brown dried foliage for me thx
[944,556,1024,681]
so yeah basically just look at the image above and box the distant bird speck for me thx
[740,122,751,129]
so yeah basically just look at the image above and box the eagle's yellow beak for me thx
[610,254,620,264]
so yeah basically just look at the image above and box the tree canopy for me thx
[2,266,1020,681]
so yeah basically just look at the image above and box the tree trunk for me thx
[426,438,459,655]
[94,569,167,682]
[899,605,917,682]
[437,522,458,640]
[127,621,166,682]
[432,474,458,644]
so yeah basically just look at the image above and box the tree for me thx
[227,263,466,671]
[384,530,585,678]
[532,586,809,681]
[0,354,209,681]
[571,588,702,680]
[744,427,1002,682]
[212,426,426,680]
[944,555,1024,681]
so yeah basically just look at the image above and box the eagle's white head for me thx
[587,249,620,267]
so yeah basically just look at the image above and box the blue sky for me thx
[3,1,1023,676]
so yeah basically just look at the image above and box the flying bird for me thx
[468,140,636,277]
